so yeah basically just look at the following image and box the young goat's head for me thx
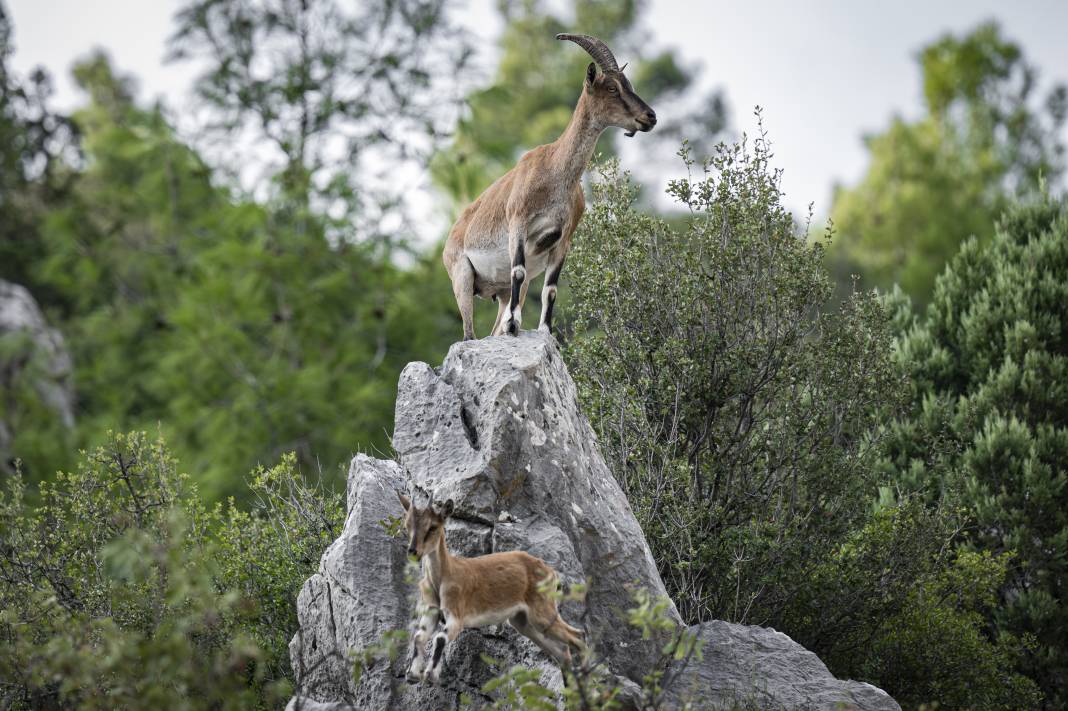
[557,33,657,138]
[398,493,454,560]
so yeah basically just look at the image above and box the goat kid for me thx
[399,494,586,684]
[442,33,657,341]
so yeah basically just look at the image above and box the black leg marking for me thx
[541,260,564,333]
[508,242,526,336]
[543,288,557,331]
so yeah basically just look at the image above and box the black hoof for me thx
[506,320,519,337]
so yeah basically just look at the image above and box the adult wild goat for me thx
[398,494,586,684]
[443,33,657,340]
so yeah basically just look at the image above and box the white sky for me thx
[7,0,1068,230]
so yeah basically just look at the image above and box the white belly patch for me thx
[467,248,549,291]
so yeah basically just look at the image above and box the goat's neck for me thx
[551,90,606,187]
[422,533,452,593]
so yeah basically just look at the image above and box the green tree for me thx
[565,132,898,627]
[431,0,726,208]
[829,21,1066,302]
[880,196,1068,708]
[25,54,461,500]
[0,3,75,297]
[168,0,471,242]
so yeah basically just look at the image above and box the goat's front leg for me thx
[426,611,464,684]
[406,595,441,683]
[504,226,527,337]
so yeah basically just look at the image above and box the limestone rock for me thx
[0,279,74,470]
[665,621,899,710]
[288,331,900,711]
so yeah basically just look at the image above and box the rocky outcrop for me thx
[0,280,74,470]
[664,622,898,709]
[288,331,899,710]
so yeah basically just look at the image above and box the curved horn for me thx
[555,33,619,73]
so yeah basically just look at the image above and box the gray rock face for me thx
[0,280,74,469]
[288,331,900,711]
[665,622,899,710]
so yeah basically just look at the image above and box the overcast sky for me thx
[7,0,1068,228]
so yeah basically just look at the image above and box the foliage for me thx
[0,52,464,500]
[0,3,75,293]
[785,499,1040,708]
[829,21,1066,302]
[565,125,898,626]
[430,0,726,209]
[563,127,1042,705]
[0,431,343,708]
[879,196,1068,708]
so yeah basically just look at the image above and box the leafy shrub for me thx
[0,431,342,708]
[563,129,1042,707]
[565,126,898,626]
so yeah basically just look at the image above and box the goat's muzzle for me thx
[626,110,657,138]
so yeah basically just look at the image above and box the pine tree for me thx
[881,196,1068,707]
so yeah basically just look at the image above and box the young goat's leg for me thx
[406,590,441,683]
[426,611,464,684]
[546,615,586,659]
[510,613,571,666]
[538,255,565,334]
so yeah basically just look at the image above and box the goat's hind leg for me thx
[510,612,570,667]
[538,254,565,335]
[490,292,509,336]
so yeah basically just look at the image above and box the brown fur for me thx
[443,53,656,340]
[399,494,585,683]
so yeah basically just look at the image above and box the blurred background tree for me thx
[878,198,1068,708]
[168,0,472,246]
[0,4,75,298]
[828,21,1066,302]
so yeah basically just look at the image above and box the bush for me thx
[0,431,343,708]
[565,126,897,626]
[879,196,1068,708]
[563,128,1041,707]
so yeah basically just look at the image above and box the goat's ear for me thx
[585,62,597,91]
[398,492,410,511]
[439,499,455,519]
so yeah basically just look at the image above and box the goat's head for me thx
[398,492,453,560]
[557,33,656,138]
